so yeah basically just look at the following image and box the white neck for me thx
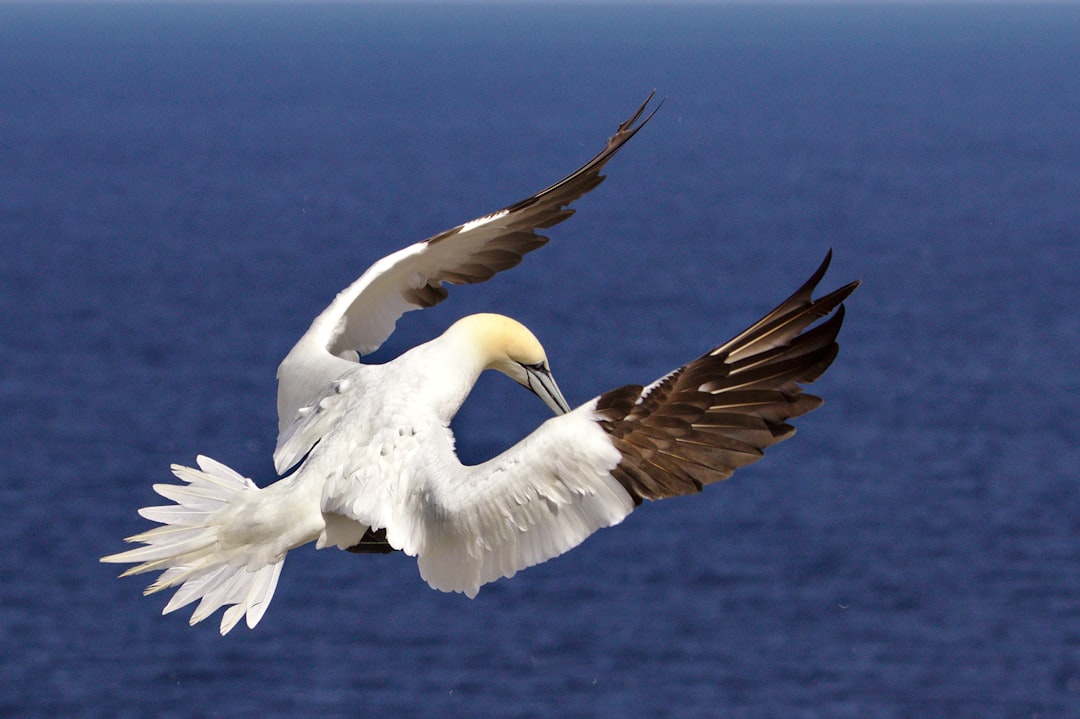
[399,323,493,424]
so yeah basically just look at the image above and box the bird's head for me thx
[451,313,571,415]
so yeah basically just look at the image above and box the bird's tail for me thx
[101,456,285,635]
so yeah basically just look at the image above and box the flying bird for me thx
[102,94,859,634]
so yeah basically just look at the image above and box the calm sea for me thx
[2,3,1079,717]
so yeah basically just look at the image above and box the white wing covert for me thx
[405,407,635,599]
[273,94,661,475]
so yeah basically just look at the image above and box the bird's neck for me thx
[403,328,492,425]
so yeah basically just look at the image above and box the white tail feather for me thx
[101,455,288,635]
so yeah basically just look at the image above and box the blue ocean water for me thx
[2,3,1079,717]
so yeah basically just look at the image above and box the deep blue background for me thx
[2,3,1079,717]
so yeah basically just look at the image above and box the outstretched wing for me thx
[594,251,859,504]
[274,94,660,475]
[378,254,859,597]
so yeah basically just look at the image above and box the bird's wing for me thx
[273,94,660,474]
[360,254,859,597]
[594,251,859,505]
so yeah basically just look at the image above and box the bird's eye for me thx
[523,361,547,372]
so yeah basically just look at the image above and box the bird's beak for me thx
[525,365,571,415]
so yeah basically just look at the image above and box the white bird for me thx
[102,94,859,635]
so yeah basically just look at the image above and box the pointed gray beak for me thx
[525,364,571,415]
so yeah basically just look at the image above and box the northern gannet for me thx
[102,95,859,634]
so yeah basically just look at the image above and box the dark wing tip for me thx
[412,95,661,306]
[504,91,662,216]
[613,90,664,144]
[712,252,860,362]
[595,256,856,504]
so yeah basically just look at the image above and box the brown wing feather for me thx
[595,255,859,505]
[416,93,662,296]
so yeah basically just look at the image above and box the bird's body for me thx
[103,95,859,634]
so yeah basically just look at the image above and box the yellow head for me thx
[449,313,571,414]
